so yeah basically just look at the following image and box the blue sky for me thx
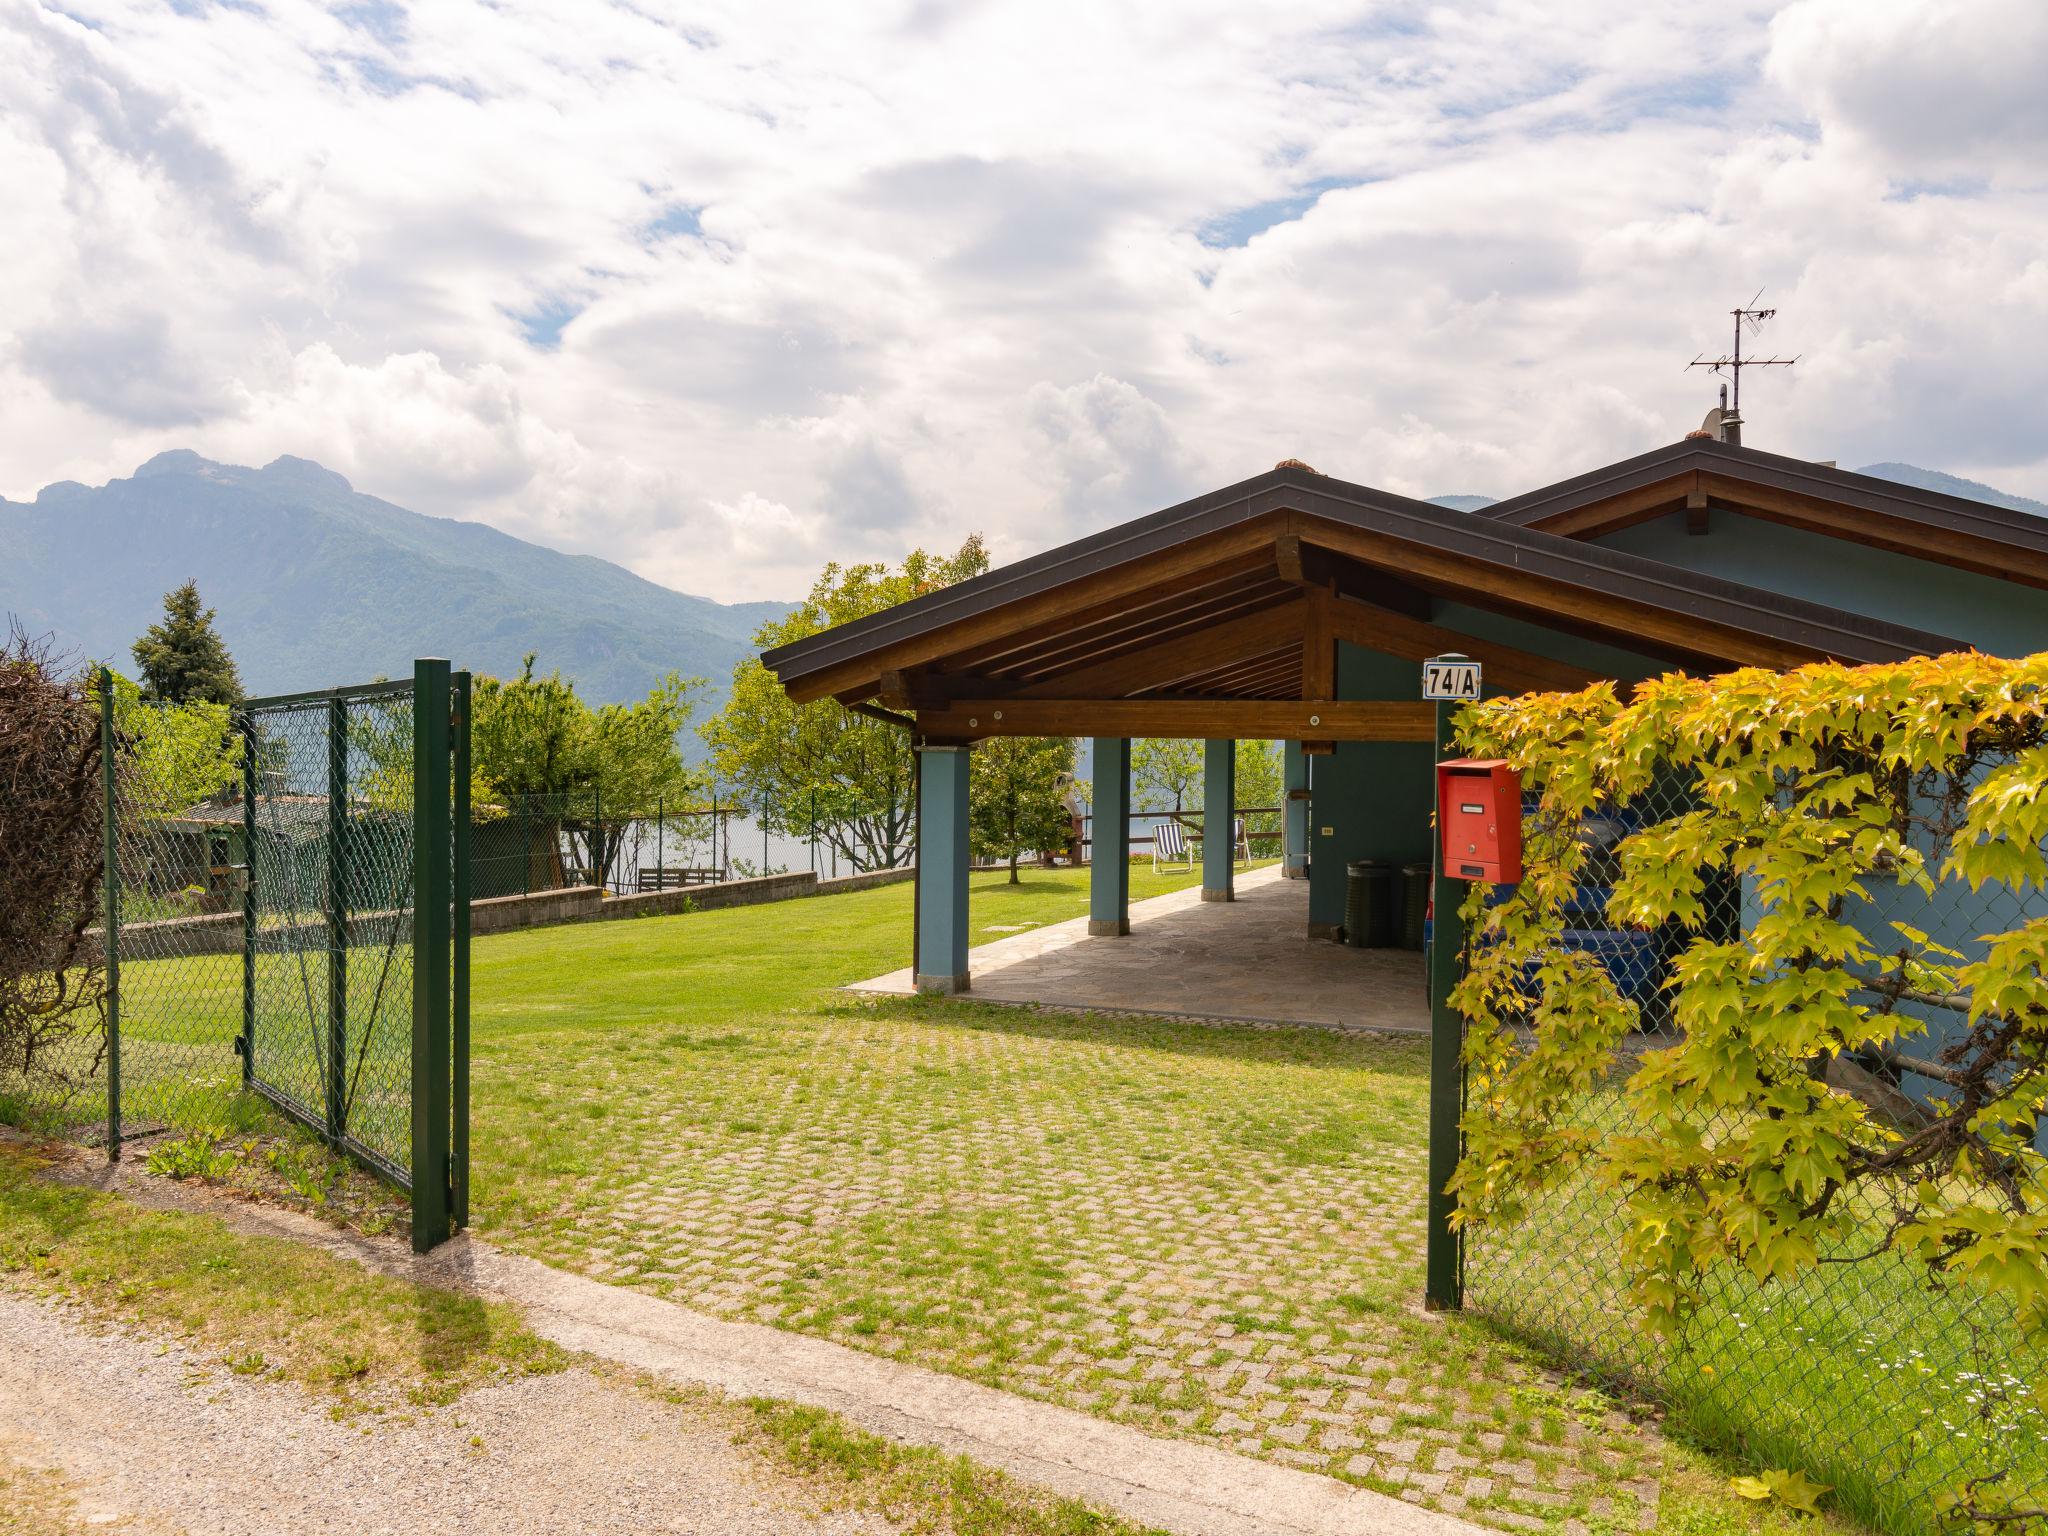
[2,0,2044,600]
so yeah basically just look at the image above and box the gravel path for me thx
[0,1289,900,1536]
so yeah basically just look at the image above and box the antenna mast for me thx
[1687,291,1797,424]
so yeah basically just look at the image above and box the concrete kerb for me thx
[48,1157,1487,1536]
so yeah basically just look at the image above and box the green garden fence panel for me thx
[4,666,470,1251]
[1452,764,2048,1530]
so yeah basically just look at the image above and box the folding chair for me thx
[1152,817,1193,872]
[1232,816,1252,865]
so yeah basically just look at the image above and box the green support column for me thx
[1282,741,1309,880]
[914,745,971,994]
[1425,690,1466,1311]
[1201,738,1235,903]
[98,669,121,1161]
[411,658,454,1253]
[325,694,349,1149]
[1088,737,1131,936]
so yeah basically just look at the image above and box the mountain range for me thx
[2,450,791,717]
[5,451,2042,722]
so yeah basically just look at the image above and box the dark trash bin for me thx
[1399,862,1431,950]
[1343,859,1394,948]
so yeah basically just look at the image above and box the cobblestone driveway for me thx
[501,1003,1662,1533]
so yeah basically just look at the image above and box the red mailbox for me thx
[1436,758,1522,883]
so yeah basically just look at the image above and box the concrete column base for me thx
[1307,921,1342,941]
[1200,887,1234,903]
[1281,861,1308,880]
[1086,918,1130,937]
[914,973,971,995]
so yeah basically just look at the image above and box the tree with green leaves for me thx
[970,736,1077,883]
[132,580,243,706]
[1449,653,2048,1529]
[702,538,989,873]
[1234,738,1283,854]
[471,656,703,887]
[1132,738,1202,812]
[104,672,242,816]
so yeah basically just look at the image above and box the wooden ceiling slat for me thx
[937,548,1280,676]
[992,580,1296,682]
[1014,602,1306,699]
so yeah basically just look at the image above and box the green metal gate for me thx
[93,659,471,1251]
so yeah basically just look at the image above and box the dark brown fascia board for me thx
[761,469,1321,681]
[762,465,1966,691]
[1486,439,2048,560]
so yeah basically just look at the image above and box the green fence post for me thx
[325,695,348,1148]
[240,708,258,1088]
[451,670,471,1231]
[98,669,121,1161]
[1425,685,1467,1311]
[411,658,453,1252]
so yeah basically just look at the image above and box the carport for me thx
[761,458,1953,997]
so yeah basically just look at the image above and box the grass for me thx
[0,1457,107,1536]
[449,864,1864,1532]
[726,1395,1165,1535]
[1466,1091,2048,1533]
[0,1137,1165,1536]
[0,1139,562,1411]
[0,861,1918,1531]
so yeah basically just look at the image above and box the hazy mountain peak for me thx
[257,455,356,495]
[2,452,791,726]
[133,448,217,479]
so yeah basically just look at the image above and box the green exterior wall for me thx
[1594,509,2048,658]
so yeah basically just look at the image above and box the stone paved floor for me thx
[849,865,1431,1034]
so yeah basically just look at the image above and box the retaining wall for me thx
[87,866,919,960]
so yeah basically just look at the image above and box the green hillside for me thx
[1,450,790,718]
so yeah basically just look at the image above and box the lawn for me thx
[463,864,1829,1534]
[0,862,1881,1532]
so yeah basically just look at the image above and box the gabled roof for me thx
[1481,438,2048,587]
[763,464,1963,711]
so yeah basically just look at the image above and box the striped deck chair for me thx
[1153,817,1193,872]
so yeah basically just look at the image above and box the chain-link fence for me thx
[1458,766,2048,1531]
[2,664,469,1248]
[469,791,916,897]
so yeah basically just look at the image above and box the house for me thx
[763,425,2048,1003]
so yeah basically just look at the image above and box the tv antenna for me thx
[1686,291,1797,420]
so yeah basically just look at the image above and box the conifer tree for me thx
[132,580,243,706]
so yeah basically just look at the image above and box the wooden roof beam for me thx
[1276,534,1433,618]
[1300,522,1819,670]
[1518,476,1693,540]
[784,523,1289,702]
[914,697,1437,743]
[1322,593,1610,696]
[1014,600,1306,699]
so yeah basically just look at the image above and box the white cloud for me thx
[1,0,2045,601]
